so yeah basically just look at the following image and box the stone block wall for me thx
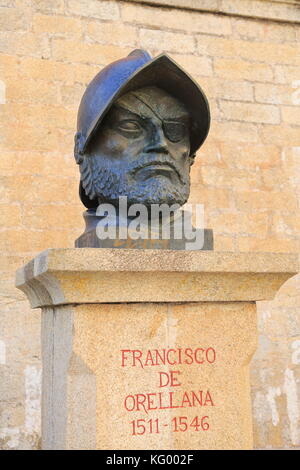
[0,0,299,449]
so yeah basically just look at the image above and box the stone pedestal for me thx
[16,249,298,450]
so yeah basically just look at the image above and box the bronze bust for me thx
[74,50,213,250]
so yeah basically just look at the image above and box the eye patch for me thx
[162,120,187,142]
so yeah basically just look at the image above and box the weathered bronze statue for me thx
[74,49,213,249]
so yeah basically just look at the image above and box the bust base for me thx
[75,209,214,250]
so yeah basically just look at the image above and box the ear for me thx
[74,132,85,165]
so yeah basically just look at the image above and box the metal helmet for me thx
[75,49,210,208]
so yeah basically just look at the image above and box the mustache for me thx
[84,151,190,207]
[126,154,184,183]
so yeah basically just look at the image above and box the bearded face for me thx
[78,86,193,208]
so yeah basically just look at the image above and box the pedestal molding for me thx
[125,0,300,24]
[15,249,299,308]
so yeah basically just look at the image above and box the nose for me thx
[144,126,168,154]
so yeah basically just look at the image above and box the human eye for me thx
[117,120,143,134]
[163,120,188,142]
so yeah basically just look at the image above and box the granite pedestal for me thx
[16,249,298,449]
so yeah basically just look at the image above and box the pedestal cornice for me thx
[15,248,299,307]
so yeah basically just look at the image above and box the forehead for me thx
[114,86,189,121]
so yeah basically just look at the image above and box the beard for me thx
[81,153,191,207]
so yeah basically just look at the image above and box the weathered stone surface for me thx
[16,249,298,449]
[126,0,300,24]
[16,249,299,307]
[3,0,300,451]
[43,301,257,450]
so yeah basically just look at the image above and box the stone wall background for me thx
[0,0,299,449]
